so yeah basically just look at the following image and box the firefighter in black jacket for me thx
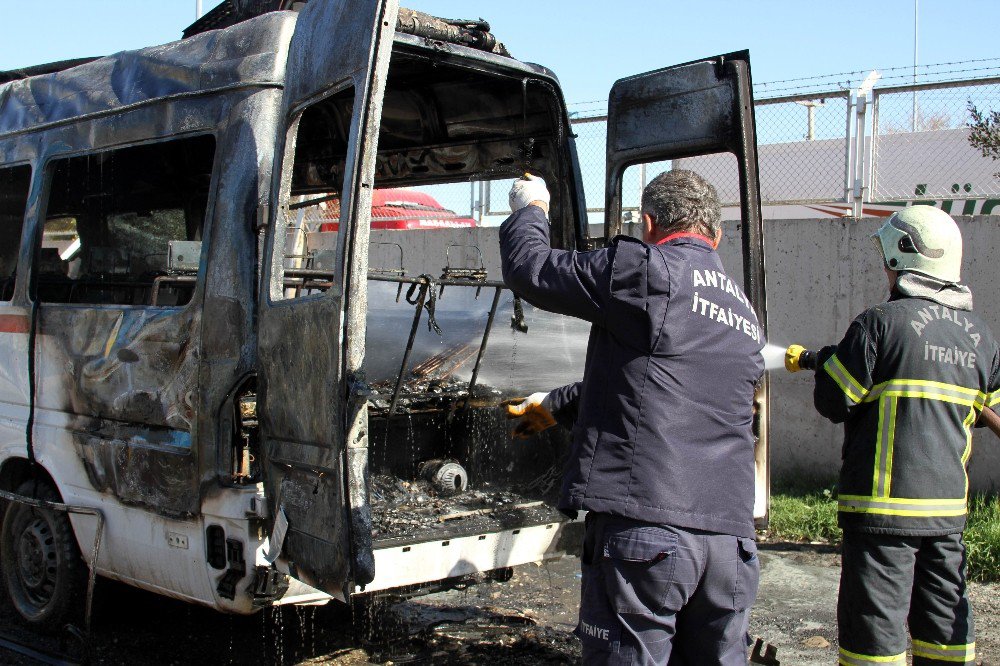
[812,206,999,665]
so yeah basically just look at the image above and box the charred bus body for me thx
[0,0,769,626]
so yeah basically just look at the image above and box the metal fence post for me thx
[476,180,493,226]
[852,89,873,217]
[844,92,856,209]
[868,90,881,212]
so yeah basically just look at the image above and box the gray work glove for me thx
[508,174,550,213]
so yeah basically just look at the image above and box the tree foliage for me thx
[968,102,1000,177]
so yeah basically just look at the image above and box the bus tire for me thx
[1,479,85,629]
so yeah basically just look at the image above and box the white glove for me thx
[509,174,550,213]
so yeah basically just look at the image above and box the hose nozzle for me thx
[785,344,818,372]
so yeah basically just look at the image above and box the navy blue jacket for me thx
[500,206,764,538]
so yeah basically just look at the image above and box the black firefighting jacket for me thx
[815,290,1000,536]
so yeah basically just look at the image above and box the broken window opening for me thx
[362,57,573,544]
[270,85,357,301]
[37,135,216,306]
[0,164,30,300]
[271,49,581,544]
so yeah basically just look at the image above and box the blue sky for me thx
[3,1,999,107]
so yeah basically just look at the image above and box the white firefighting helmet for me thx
[870,206,963,283]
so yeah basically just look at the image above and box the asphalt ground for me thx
[0,544,997,664]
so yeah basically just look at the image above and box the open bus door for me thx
[603,51,771,526]
[256,0,398,594]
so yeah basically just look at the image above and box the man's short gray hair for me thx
[640,170,722,239]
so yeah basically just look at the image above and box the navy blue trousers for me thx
[575,512,759,665]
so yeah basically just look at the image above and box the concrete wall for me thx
[356,214,1000,493]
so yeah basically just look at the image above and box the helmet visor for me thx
[870,230,888,266]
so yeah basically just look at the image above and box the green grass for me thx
[965,494,1000,583]
[767,487,841,544]
[767,488,1000,583]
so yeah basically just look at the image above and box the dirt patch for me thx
[750,542,999,665]
[970,582,1000,666]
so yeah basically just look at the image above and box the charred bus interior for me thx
[36,136,216,307]
[263,44,579,547]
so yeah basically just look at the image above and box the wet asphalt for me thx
[1,545,998,664]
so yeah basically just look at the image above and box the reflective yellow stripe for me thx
[838,495,967,517]
[864,379,986,408]
[838,647,906,664]
[962,407,976,464]
[825,354,868,403]
[911,639,975,662]
[962,407,975,498]
[872,397,886,497]
[869,378,982,396]
[987,392,1000,408]
[883,397,897,496]
[872,396,898,498]
[866,389,981,407]
[838,496,967,504]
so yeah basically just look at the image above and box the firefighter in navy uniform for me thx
[501,171,764,665]
[812,206,1000,665]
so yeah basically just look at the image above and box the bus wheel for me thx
[1,480,84,629]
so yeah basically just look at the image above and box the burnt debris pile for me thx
[370,474,561,543]
[366,366,568,545]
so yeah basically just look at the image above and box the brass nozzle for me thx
[785,344,818,372]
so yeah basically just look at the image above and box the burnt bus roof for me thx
[183,1,511,56]
[0,5,555,141]
[0,58,101,85]
[0,2,514,87]
[0,11,296,139]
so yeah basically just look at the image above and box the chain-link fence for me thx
[563,76,1000,219]
[669,92,851,208]
[757,92,852,204]
[871,77,1000,204]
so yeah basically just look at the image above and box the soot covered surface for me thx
[370,475,564,547]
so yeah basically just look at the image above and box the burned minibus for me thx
[0,0,769,626]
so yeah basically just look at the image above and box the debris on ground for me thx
[802,635,831,649]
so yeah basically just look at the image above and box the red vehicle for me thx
[318,188,477,231]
